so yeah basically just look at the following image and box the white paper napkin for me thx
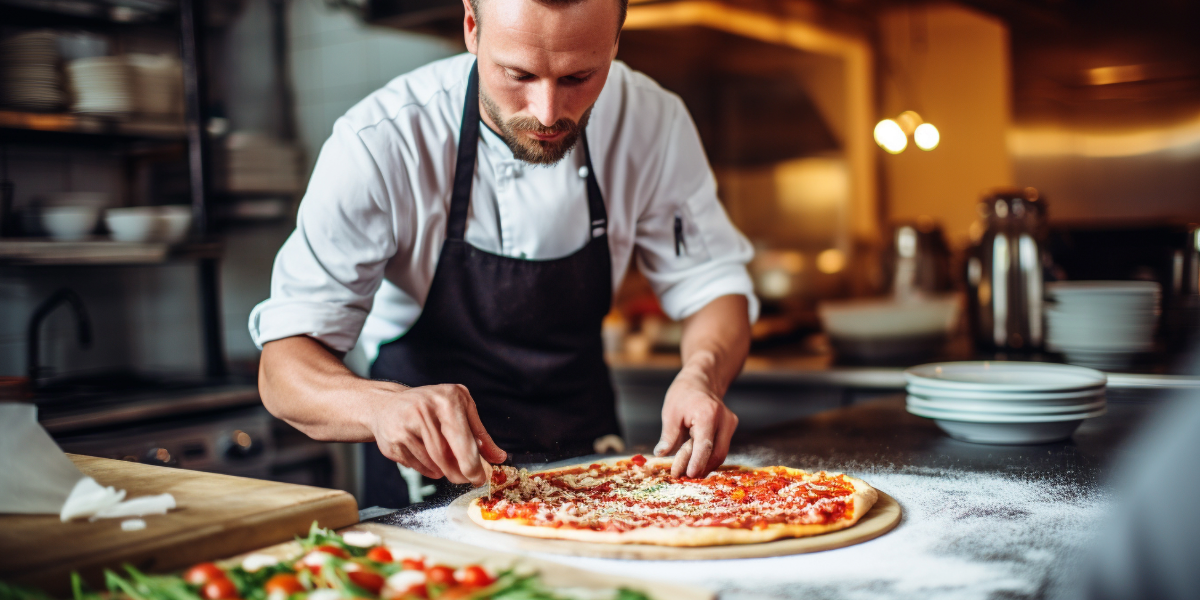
[0,403,176,522]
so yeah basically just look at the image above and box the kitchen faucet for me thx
[27,288,92,390]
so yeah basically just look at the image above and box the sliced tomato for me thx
[347,570,385,595]
[400,558,425,571]
[425,566,455,585]
[403,584,428,599]
[365,547,393,563]
[184,563,225,585]
[263,574,304,596]
[202,578,239,600]
[315,545,349,559]
[458,565,493,587]
[630,454,647,467]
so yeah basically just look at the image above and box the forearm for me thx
[676,294,751,399]
[258,335,394,442]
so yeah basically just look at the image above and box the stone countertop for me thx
[368,394,1167,600]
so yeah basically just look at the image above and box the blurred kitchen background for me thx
[1,0,1198,504]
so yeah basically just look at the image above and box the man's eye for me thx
[508,71,534,81]
[563,74,591,84]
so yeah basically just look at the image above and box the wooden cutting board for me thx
[226,522,714,600]
[447,483,901,560]
[0,454,359,594]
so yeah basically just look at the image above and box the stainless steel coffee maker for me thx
[965,188,1048,351]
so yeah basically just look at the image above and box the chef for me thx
[249,0,759,506]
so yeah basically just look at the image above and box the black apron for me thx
[363,62,620,507]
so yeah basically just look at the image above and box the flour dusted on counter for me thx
[391,450,1110,600]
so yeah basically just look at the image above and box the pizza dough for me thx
[468,456,878,547]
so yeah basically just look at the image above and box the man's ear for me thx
[463,0,479,54]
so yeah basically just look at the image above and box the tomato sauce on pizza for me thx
[476,456,861,533]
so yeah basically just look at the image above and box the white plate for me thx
[1047,280,1160,294]
[904,361,1107,392]
[929,419,1088,445]
[906,403,1107,423]
[906,395,1106,415]
[906,383,1104,401]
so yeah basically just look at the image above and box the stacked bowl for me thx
[905,361,1107,445]
[1046,281,1161,370]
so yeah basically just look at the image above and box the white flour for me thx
[387,449,1112,600]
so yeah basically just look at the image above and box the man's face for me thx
[464,0,620,164]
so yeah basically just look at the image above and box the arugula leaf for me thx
[0,580,57,600]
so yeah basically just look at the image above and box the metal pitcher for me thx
[965,188,1048,351]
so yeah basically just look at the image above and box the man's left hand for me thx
[654,368,739,478]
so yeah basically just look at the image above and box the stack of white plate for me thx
[1046,281,1161,370]
[905,361,1107,445]
[66,56,134,116]
[0,30,68,112]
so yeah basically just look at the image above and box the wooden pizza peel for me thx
[445,473,901,561]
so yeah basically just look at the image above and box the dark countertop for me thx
[368,392,1172,600]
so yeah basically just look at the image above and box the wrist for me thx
[676,350,725,399]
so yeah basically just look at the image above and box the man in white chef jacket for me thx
[249,0,759,505]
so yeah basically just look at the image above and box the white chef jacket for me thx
[249,53,758,363]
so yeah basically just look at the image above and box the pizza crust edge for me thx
[467,462,879,547]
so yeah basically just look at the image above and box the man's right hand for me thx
[366,382,507,487]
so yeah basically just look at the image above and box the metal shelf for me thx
[0,110,187,143]
[0,238,221,265]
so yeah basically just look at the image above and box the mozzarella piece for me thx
[385,570,427,592]
[307,589,342,600]
[241,553,280,572]
[341,530,382,548]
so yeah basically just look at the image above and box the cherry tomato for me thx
[425,566,456,585]
[630,454,647,467]
[400,558,425,571]
[202,578,239,600]
[264,574,304,595]
[366,547,393,563]
[403,584,428,599]
[457,565,493,587]
[346,570,385,595]
[315,545,349,559]
[184,563,225,585]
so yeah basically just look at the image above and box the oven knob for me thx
[144,447,177,467]
[224,429,262,459]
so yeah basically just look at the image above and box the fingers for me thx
[397,444,441,480]
[685,418,716,478]
[465,396,507,464]
[655,411,686,458]
[707,409,738,474]
[439,392,490,486]
[422,409,471,485]
[671,438,693,478]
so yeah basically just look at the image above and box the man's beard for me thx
[480,88,592,165]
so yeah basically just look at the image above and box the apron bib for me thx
[363,62,620,507]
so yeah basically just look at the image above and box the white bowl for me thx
[906,394,1106,415]
[927,419,1090,445]
[104,206,192,242]
[42,205,101,240]
[158,206,192,242]
[105,207,159,242]
[905,361,1106,393]
[819,295,961,339]
[907,404,1107,444]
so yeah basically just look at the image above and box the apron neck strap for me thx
[448,61,608,243]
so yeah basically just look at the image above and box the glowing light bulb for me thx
[914,122,940,151]
[874,119,907,154]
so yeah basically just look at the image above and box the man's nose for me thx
[528,80,563,127]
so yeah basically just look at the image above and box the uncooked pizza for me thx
[468,455,878,546]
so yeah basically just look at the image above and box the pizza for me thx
[468,455,878,547]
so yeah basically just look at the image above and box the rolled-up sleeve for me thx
[248,119,400,352]
[633,98,760,323]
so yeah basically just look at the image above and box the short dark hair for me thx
[469,0,628,36]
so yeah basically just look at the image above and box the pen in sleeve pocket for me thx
[674,214,687,256]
